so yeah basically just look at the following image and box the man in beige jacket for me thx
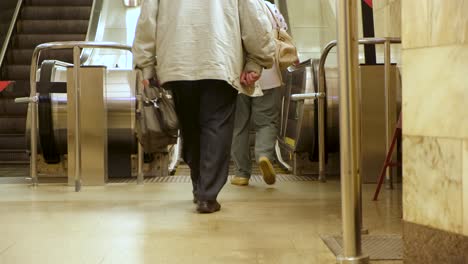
[133,0,275,213]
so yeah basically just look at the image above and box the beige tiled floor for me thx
[0,179,402,264]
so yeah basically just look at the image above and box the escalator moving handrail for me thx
[287,59,312,72]
[0,0,23,69]
[29,41,132,95]
[81,0,105,64]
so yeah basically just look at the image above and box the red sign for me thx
[0,81,13,92]
[364,0,373,8]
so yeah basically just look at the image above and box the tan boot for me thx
[231,176,249,186]
[258,156,276,185]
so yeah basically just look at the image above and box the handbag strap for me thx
[149,86,178,138]
[264,2,282,31]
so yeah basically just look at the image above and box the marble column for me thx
[401,0,468,262]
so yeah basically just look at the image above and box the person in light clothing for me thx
[231,1,292,186]
[132,0,275,214]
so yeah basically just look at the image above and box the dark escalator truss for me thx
[0,0,93,164]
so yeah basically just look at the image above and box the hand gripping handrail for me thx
[15,41,133,191]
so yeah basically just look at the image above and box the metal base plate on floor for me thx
[321,234,403,260]
[0,177,65,184]
[0,174,321,185]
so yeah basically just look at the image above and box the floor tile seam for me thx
[0,242,16,256]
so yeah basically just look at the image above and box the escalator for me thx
[0,0,93,164]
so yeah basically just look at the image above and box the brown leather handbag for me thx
[136,84,179,152]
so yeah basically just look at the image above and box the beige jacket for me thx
[258,1,288,91]
[132,0,276,94]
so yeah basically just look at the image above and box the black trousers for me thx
[165,80,237,201]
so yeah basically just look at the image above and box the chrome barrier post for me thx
[73,46,82,192]
[29,96,38,187]
[29,49,40,187]
[290,92,326,180]
[336,0,368,263]
[318,41,337,183]
[137,143,144,184]
[317,71,326,182]
[318,40,336,182]
[355,55,367,235]
[384,40,393,190]
[136,70,144,185]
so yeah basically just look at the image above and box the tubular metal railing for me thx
[287,58,327,182]
[15,41,136,192]
[318,37,401,188]
[287,37,401,183]
[336,1,366,262]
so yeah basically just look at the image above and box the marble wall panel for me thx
[403,136,463,234]
[402,46,468,139]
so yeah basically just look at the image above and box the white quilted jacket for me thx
[132,0,276,94]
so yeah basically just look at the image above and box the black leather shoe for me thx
[196,200,221,214]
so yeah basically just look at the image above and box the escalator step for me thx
[8,49,74,65]
[0,10,16,25]
[0,151,29,164]
[6,49,33,65]
[0,135,27,150]
[0,117,27,134]
[4,65,30,80]
[21,6,92,20]
[13,34,86,49]
[0,1,17,11]
[0,98,28,116]
[18,20,89,34]
[25,0,93,6]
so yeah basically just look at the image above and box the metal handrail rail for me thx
[0,0,23,69]
[288,37,402,183]
[290,92,325,101]
[318,37,401,83]
[319,37,402,88]
[123,0,142,7]
[318,37,401,187]
[287,59,311,72]
[51,60,74,68]
[15,41,133,191]
[289,59,327,182]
